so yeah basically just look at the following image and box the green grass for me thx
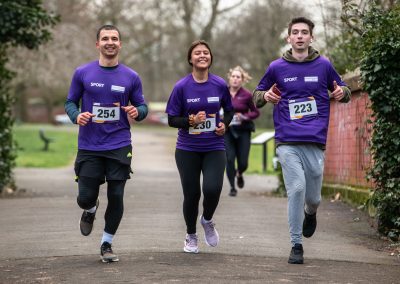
[247,129,277,175]
[12,123,277,173]
[14,124,78,168]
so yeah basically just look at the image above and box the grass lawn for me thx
[247,129,277,175]
[14,124,78,168]
[12,123,277,174]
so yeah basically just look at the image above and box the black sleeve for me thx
[222,110,234,126]
[168,115,190,129]
[64,99,80,124]
[134,104,148,121]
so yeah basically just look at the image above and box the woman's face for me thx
[229,70,243,89]
[190,44,211,70]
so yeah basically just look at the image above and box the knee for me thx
[203,187,220,201]
[286,182,305,199]
[77,196,95,210]
[306,197,320,211]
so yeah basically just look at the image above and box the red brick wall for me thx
[324,73,373,188]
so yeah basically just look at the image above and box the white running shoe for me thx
[184,233,199,253]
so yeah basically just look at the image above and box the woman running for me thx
[165,40,234,253]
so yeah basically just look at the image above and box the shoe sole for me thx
[288,259,304,264]
[183,247,199,254]
[101,256,119,263]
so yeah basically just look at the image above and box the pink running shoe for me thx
[200,216,219,247]
[184,233,199,253]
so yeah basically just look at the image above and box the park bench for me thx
[39,129,53,151]
[251,131,275,173]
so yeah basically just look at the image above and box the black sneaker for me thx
[237,175,244,189]
[229,188,237,197]
[288,243,304,264]
[303,211,317,238]
[79,199,99,236]
[100,242,119,263]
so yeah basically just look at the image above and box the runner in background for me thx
[225,66,260,197]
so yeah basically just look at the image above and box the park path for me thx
[0,126,399,283]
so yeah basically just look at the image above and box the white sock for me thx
[101,232,114,245]
[86,205,96,213]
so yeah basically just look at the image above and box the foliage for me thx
[361,4,400,241]
[0,0,58,192]
[328,31,362,74]
[0,48,16,190]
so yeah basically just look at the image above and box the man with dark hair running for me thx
[65,24,148,262]
[253,17,351,264]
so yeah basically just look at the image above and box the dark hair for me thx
[96,24,121,41]
[288,17,315,36]
[187,40,213,67]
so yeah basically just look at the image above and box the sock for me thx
[101,231,114,245]
[86,205,96,213]
[202,216,212,223]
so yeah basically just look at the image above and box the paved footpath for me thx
[0,127,399,283]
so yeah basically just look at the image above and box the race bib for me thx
[92,103,120,123]
[189,117,216,134]
[288,97,318,120]
[230,114,242,126]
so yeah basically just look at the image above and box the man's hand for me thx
[331,80,344,101]
[122,105,139,119]
[215,122,225,136]
[77,112,95,126]
[263,83,281,104]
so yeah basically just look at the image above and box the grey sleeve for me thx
[252,89,268,108]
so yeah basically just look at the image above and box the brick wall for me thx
[324,72,373,188]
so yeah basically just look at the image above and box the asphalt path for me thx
[0,126,399,283]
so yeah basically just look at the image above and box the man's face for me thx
[96,29,121,59]
[287,23,313,52]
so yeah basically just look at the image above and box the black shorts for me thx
[74,145,133,183]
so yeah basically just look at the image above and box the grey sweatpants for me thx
[276,144,325,246]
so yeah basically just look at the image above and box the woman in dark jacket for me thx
[225,66,260,197]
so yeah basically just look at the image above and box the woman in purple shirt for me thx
[166,40,234,253]
[225,66,260,197]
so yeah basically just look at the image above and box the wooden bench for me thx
[251,131,275,173]
[39,129,53,151]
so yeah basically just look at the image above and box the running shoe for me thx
[79,199,99,236]
[303,211,317,238]
[288,243,304,264]
[237,175,244,189]
[229,188,237,197]
[200,216,219,247]
[100,241,119,262]
[183,233,199,253]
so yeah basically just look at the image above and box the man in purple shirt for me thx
[65,25,148,263]
[253,17,351,264]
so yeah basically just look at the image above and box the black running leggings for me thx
[175,149,226,234]
[225,130,251,190]
[77,176,126,235]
